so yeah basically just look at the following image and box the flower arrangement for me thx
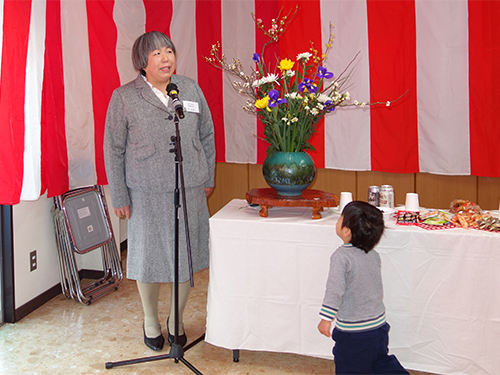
[205,7,401,156]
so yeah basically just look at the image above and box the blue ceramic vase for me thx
[262,151,316,196]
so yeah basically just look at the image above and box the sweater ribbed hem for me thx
[335,312,386,332]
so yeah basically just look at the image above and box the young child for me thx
[318,201,408,374]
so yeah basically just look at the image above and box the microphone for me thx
[166,83,185,119]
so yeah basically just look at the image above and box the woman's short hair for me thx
[132,31,176,74]
[341,201,385,253]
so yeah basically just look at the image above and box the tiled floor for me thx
[0,252,437,375]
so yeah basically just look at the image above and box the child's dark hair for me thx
[341,201,385,253]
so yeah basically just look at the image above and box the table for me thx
[206,199,500,375]
[245,188,339,219]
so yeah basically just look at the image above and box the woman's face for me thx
[144,46,176,90]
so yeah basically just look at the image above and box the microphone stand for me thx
[105,114,203,374]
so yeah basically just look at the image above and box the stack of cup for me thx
[405,193,420,212]
[339,192,353,212]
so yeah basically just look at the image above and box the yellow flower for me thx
[255,96,270,110]
[278,58,294,71]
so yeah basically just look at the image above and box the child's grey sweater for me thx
[320,243,386,332]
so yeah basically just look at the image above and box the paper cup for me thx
[379,207,396,221]
[339,192,353,212]
[405,193,420,212]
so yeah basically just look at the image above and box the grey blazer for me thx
[104,74,216,209]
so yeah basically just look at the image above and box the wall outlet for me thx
[30,250,37,272]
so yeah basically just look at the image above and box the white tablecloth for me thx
[206,199,500,375]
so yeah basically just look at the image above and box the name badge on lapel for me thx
[183,101,199,113]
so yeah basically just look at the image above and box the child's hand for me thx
[318,319,332,337]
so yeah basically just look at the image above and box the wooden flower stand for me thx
[245,188,339,220]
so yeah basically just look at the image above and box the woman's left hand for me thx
[205,187,214,198]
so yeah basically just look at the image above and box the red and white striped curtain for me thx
[0,0,499,205]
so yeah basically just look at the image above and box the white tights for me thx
[136,280,190,338]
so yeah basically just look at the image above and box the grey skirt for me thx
[126,185,210,283]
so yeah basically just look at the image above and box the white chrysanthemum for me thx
[291,117,299,123]
[285,92,302,100]
[317,94,330,103]
[281,117,288,122]
[263,73,279,84]
[252,79,263,88]
[296,52,313,61]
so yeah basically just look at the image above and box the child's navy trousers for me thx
[332,323,409,375]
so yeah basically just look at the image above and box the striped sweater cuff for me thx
[319,305,337,321]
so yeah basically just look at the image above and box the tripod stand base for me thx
[172,344,202,374]
[105,334,205,373]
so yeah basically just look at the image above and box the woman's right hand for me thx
[114,206,130,220]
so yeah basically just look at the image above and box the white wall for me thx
[12,185,123,309]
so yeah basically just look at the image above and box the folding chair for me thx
[51,185,123,305]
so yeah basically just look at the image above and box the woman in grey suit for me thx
[104,31,215,351]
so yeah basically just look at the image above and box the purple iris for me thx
[324,100,335,112]
[268,89,287,107]
[317,66,334,79]
[253,53,260,63]
[298,78,318,93]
